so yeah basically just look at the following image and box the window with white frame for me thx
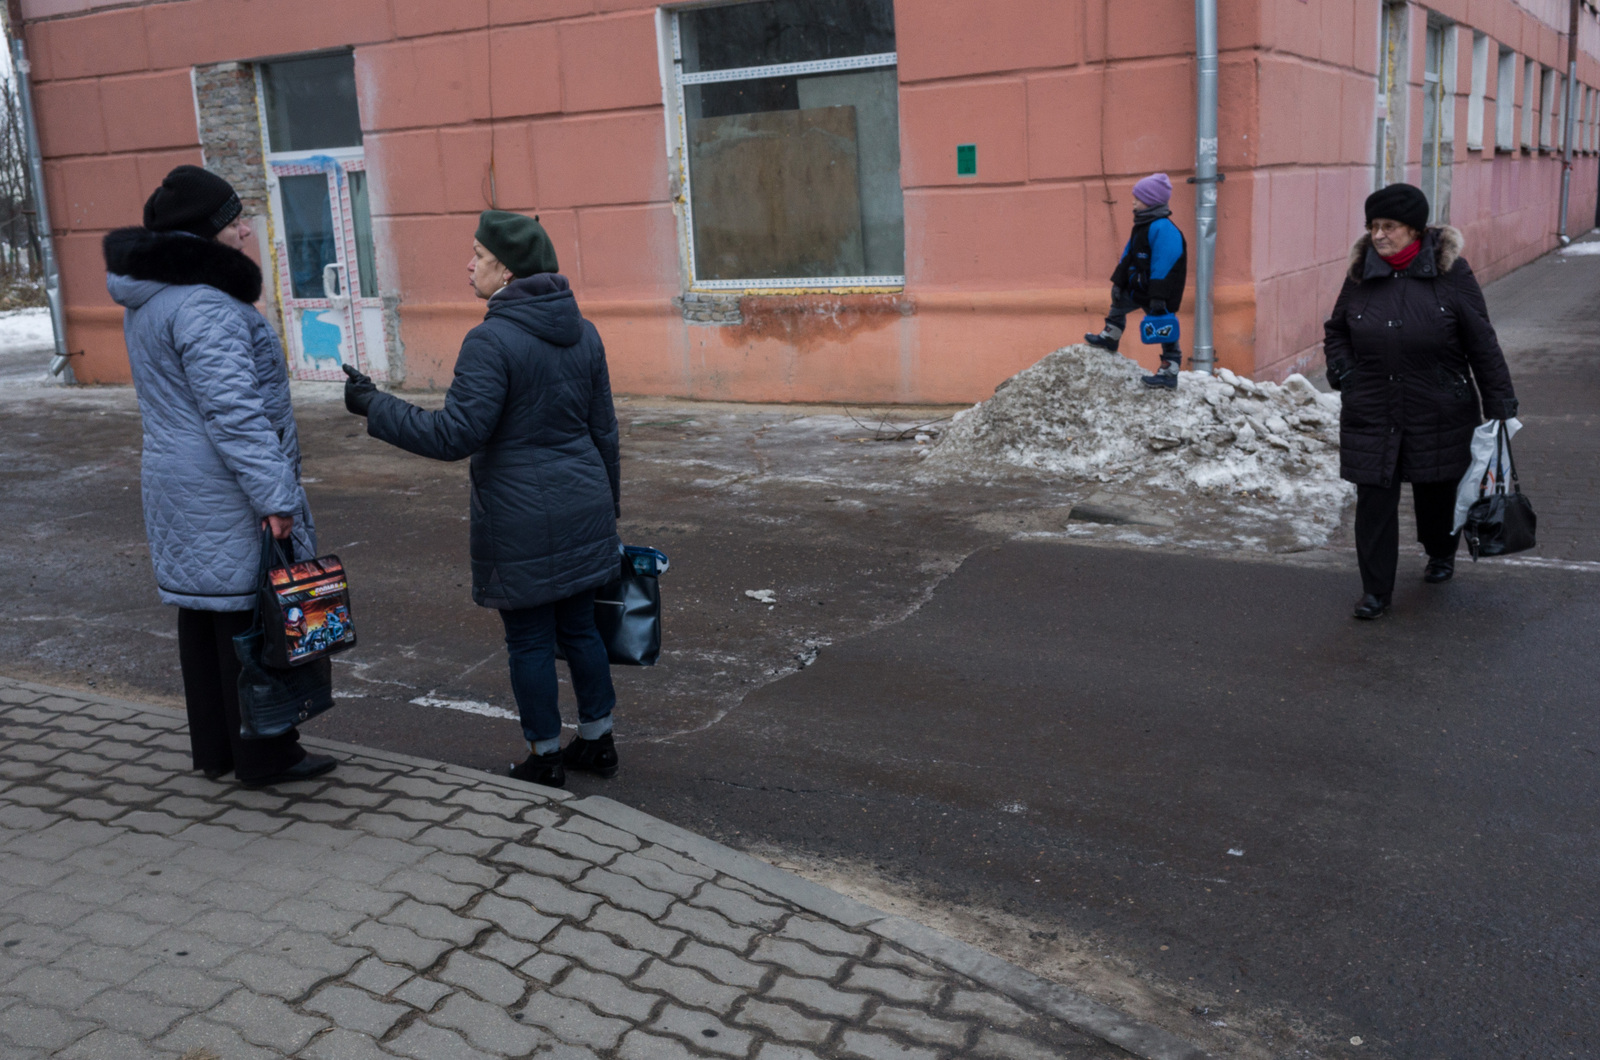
[1467,32,1488,150]
[1580,86,1593,153]
[1541,67,1557,150]
[1584,86,1593,152]
[665,0,904,289]
[1523,59,1537,149]
[1496,47,1516,150]
[1376,0,1411,187]
[1586,84,1594,153]
[1421,19,1454,222]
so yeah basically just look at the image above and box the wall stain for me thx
[719,294,913,352]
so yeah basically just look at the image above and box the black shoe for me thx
[509,750,566,788]
[1084,331,1120,353]
[563,733,619,779]
[1352,594,1390,620]
[240,753,337,789]
[1424,557,1455,583]
[202,767,231,781]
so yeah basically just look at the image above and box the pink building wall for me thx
[19,0,1600,399]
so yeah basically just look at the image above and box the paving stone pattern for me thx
[0,681,1132,1060]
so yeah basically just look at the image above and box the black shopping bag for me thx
[234,531,336,739]
[234,633,334,739]
[559,546,669,667]
[1464,420,1537,559]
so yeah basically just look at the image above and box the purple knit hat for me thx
[1132,172,1173,207]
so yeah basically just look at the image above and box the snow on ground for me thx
[1558,241,1600,255]
[0,307,52,350]
[921,344,1355,548]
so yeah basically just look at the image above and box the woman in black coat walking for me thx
[343,211,622,786]
[1324,183,1518,619]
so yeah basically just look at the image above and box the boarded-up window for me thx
[671,0,904,287]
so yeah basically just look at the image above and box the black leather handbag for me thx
[560,546,669,667]
[1464,420,1537,560]
[234,532,335,739]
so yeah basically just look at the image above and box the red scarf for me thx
[1379,239,1422,271]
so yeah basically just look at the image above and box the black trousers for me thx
[1354,479,1461,599]
[1105,284,1181,363]
[177,608,303,782]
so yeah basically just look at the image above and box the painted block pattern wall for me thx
[19,0,1600,397]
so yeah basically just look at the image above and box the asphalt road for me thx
[664,542,1599,1060]
[3,238,1597,1059]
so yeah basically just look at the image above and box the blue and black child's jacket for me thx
[1111,206,1187,310]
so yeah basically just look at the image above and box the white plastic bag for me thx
[1453,417,1522,533]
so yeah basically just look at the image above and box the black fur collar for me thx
[103,227,263,304]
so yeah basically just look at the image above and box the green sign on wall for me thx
[956,144,976,177]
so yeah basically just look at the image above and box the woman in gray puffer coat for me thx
[104,165,336,788]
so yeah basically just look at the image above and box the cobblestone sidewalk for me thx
[0,678,1204,1060]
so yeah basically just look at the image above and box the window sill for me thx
[689,279,906,295]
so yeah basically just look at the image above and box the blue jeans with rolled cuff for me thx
[500,589,615,755]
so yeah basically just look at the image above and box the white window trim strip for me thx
[678,51,897,86]
[692,275,906,291]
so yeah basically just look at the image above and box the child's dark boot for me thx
[1084,324,1122,353]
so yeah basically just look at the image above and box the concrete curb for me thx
[7,676,1209,1060]
[569,800,1208,1060]
[866,917,1208,1060]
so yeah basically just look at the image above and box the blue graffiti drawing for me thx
[299,310,345,367]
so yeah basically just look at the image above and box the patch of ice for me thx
[409,695,518,721]
[1558,241,1600,255]
[921,345,1354,547]
[0,307,53,350]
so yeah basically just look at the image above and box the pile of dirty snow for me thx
[922,344,1354,530]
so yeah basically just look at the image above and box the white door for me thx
[266,154,387,381]
[257,51,388,381]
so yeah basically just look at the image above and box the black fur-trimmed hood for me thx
[103,226,262,305]
[1346,224,1464,282]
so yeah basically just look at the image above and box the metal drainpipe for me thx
[9,34,72,381]
[1188,0,1220,375]
[1558,0,1580,245]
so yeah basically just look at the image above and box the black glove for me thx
[1326,363,1347,392]
[1148,299,1169,316]
[342,363,378,416]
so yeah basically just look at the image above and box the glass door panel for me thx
[348,170,378,299]
[280,174,339,298]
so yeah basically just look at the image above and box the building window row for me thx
[1449,23,1600,157]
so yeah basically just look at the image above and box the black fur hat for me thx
[1364,183,1430,234]
[143,165,243,238]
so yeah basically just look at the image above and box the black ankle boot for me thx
[240,753,337,789]
[1352,594,1390,620]
[1424,557,1455,583]
[509,750,565,788]
[1084,331,1120,353]
[563,733,619,779]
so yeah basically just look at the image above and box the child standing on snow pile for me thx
[1084,173,1189,391]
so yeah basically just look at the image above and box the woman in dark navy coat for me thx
[344,211,622,787]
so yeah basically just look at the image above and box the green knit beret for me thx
[475,210,559,277]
